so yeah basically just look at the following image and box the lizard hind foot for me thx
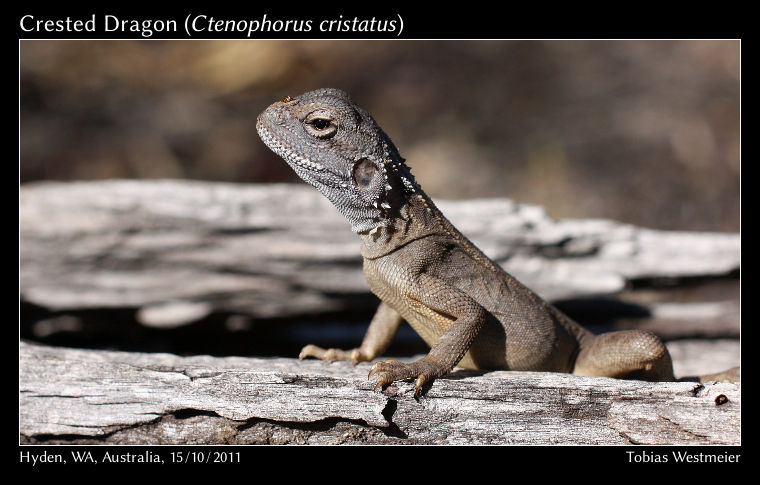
[368,357,446,396]
[298,344,368,364]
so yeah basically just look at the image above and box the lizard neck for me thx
[359,191,459,259]
[360,188,508,278]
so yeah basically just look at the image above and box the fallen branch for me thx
[19,342,740,445]
[20,180,740,327]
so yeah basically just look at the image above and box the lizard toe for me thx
[369,358,445,395]
[299,344,358,363]
[298,344,325,360]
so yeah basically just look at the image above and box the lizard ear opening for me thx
[353,159,377,188]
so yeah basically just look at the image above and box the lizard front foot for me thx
[368,357,447,397]
[299,344,370,364]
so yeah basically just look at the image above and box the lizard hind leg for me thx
[572,329,674,382]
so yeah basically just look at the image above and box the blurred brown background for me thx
[20,40,740,232]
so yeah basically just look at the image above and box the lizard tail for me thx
[572,329,675,382]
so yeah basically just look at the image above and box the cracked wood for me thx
[20,180,739,331]
[19,342,739,445]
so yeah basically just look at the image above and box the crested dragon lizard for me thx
[257,88,735,396]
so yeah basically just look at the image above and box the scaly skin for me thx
[257,88,675,396]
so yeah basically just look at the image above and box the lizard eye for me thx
[304,112,338,139]
[312,119,329,129]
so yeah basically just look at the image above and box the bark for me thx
[20,180,740,327]
[19,180,740,445]
[19,342,739,445]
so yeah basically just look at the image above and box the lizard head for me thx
[256,88,418,233]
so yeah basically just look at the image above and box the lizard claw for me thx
[368,358,444,396]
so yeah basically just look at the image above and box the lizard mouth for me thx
[256,124,326,172]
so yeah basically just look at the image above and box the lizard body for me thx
[257,88,675,395]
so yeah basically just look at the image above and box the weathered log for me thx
[19,181,740,445]
[20,180,740,328]
[18,341,739,445]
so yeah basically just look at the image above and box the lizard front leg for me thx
[369,273,488,396]
[299,302,402,364]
